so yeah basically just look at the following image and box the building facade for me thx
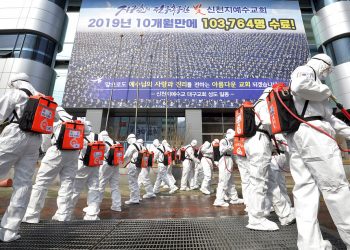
[0,0,68,95]
[0,0,349,147]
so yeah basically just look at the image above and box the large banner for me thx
[63,0,309,109]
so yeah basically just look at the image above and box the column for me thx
[311,1,350,108]
[86,109,104,134]
[185,109,203,145]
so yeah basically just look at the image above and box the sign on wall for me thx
[63,0,309,108]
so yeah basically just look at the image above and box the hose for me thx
[272,155,290,173]
[275,91,350,153]
[330,95,350,121]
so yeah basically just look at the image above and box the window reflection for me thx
[312,0,344,12]
[0,33,56,66]
[325,37,350,66]
[106,116,186,146]
[49,0,67,9]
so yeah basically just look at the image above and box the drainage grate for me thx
[0,216,346,250]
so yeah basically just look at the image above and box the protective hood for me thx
[225,132,234,141]
[137,138,144,145]
[8,73,37,95]
[306,53,333,80]
[258,87,272,101]
[99,130,109,138]
[226,128,234,134]
[55,107,73,122]
[84,121,92,136]
[212,138,220,145]
[201,141,211,151]
[190,140,198,147]
[127,134,136,144]
[153,139,160,147]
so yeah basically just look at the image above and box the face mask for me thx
[321,66,333,80]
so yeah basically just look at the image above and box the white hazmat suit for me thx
[96,131,122,212]
[69,125,102,220]
[191,145,204,190]
[234,154,250,209]
[245,88,295,231]
[161,140,176,187]
[123,134,142,204]
[213,133,243,207]
[137,138,156,199]
[287,53,350,249]
[199,141,214,195]
[153,139,178,194]
[264,135,292,213]
[0,74,42,242]
[23,108,85,223]
[180,140,199,191]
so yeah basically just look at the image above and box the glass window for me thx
[22,34,37,49]
[53,68,68,105]
[20,34,56,66]
[49,0,67,10]
[0,34,17,51]
[0,33,56,65]
[202,116,222,123]
[223,116,234,123]
[0,51,13,58]
[203,124,223,133]
[325,37,350,66]
[13,51,20,58]
[38,37,49,53]
[313,0,346,12]
[203,134,222,143]
[106,116,185,146]
[15,34,25,50]
[223,124,234,132]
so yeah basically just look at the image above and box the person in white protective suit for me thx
[180,140,200,191]
[160,140,176,188]
[213,132,243,207]
[287,53,350,249]
[244,88,295,231]
[229,130,250,212]
[123,134,142,204]
[93,130,122,212]
[199,141,214,195]
[0,73,43,242]
[68,122,102,220]
[264,134,292,215]
[153,139,178,194]
[228,128,250,205]
[137,138,156,199]
[191,144,204,190]
[23,108,88,223]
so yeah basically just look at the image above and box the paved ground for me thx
[0,166,341,232]
[0,217,346,249]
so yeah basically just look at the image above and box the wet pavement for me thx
[0,167,340,234]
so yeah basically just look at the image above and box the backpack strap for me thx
[300,100,309,118]
[184,145,192,160]
[133,143,140,152]
[157,146,167,163]
[9,88,33,124]
[19,88,33,97]
[306,66,317,81]
[84,136,90,143]
[105,141,112,147]
[224,139,229,145]
[157,148,164,154]
[94,133,98,141]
